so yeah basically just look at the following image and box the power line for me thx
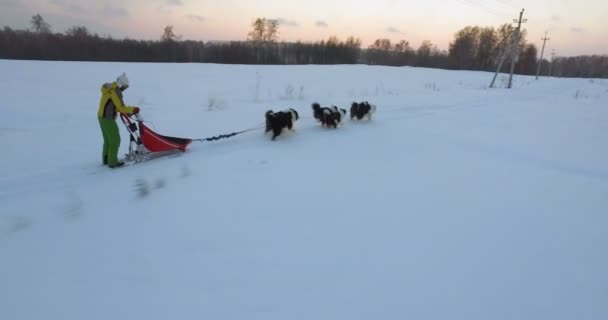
[465,0,513,16]
[459,0,541,36]
[490,0,520,11]
[489,1,550,33]
[464,0,512,18]
[475,0,518,14]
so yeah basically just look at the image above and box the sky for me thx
[2,0,607,56]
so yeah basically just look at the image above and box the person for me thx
[97,72,140,168]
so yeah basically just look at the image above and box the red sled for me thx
[120,113,193,162]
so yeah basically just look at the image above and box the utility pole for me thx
[535,31,550,80]
[508,9,526,88]
[489,33,513,88]
[489,9,527,89]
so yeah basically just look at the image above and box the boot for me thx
[109,161,125,169]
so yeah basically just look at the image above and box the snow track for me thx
[1,60,607,320]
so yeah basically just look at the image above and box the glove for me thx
[132,107,140,114]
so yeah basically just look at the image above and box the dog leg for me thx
[272,127,282,140]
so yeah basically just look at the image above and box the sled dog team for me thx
[97,72,378,169]
[265,101,377,140]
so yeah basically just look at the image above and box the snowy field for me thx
[1,59,607,320]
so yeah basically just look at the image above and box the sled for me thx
[119,113,260,164]
[120,113,193,163]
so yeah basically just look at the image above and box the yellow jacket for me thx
[98,82,136,119]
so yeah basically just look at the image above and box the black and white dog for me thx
[325,106,347,128]
[312,103,347,128]
[265,108,299,140]
[350,101,377,120]
[312,102,326,123]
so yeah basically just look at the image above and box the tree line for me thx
[1,14,606,78]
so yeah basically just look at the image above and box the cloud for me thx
[156,5,171,14]
[386,27,406,35]
[4,0,22,7]
[273,18,299,27]
[315,20,328,28]
[570,26,585,33]
[157,0,182,14]
[186,14,205,23]
[550,15,561,22]
[51,0,85,14]
[102,5,129,17]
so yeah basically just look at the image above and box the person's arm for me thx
[110,90,137,114]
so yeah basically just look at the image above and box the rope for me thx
[194,131,245,142]
[193,122,265,143]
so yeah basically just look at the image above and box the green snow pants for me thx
[98,118,121,167]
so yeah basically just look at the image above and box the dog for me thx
[312,102,327,123]
[350,101,377,120]
[324,106,347,128]
[265,108,299,140]
[312,103,347,128]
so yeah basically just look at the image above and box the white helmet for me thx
[116,72,129,88]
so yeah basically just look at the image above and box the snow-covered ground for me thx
[1,60,607,320]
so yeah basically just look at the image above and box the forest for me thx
[1,15,606,78]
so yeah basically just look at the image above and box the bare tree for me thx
[326,35,340,46]
[449,26,480,69]
[31,14,51,34]
[248,18,266,42]
[370,38,392,51]
[417,40,434,67]
[264,19,279,42]
[66,26,89,38]
[394,40,411,53]
[517,44,538,75]
[162,25,180,42]
[246,18,280,43]
[345,36,361,48]
[417,40,433,56]
[477,27,497,70]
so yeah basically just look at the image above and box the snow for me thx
[1,60,607,320]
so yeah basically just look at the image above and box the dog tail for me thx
[290,108,299,120]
